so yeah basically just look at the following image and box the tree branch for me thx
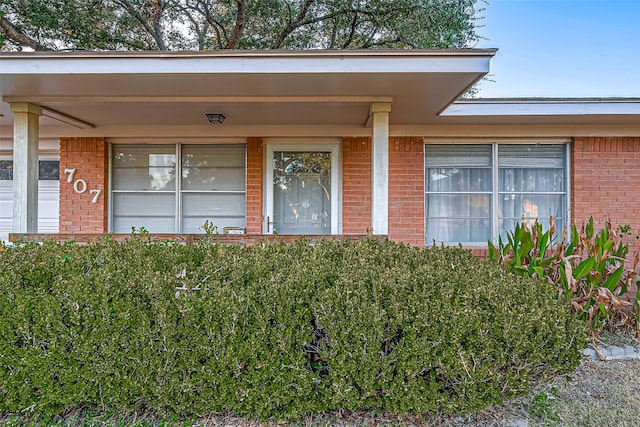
[275,6,374,48]
[328,21,338,49]
[271,0,315,49]
[182,7,209,50]
[357,36,403,49]
[0,15,50,51]
[225,0,245,49]
[194,0,230,47]
[340,11,358,49]
[178,1,225,48]
[150,0,167,49]
[115,0,167,50]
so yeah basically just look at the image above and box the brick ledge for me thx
[8,233,385,245]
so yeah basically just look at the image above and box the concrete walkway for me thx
[582,342,640,361]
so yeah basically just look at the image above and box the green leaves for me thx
[603,266,624,292]
[585,216,595,239]
[1,0,482,51]
[0,237,584,420]
[489,216,640,337]
[573,257,595,281]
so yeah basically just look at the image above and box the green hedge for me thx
[0,237,585,419]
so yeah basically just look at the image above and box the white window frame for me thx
[109,143,246,233]
[264,142,341,234]
[424,141,570,245]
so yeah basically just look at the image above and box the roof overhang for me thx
[407,97,640,138]
[440,98,640,125]
[0,49,495,139]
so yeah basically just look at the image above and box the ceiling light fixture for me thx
[206,113,226,124]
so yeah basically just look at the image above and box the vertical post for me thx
[371,102,391,235]
[10,102,42,233]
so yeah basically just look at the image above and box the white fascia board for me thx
[442,101,640,116]
[0,50,494,75]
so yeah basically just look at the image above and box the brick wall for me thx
[53,136,640,254]
[572,137,640,251]
[54,136,429,242]
[246,137,264,233]
[388,137,425,245]
[59,137,108,232]
[342,137,372,234]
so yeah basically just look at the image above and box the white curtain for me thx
[498,145,566,239]
[425,144,567,245]
[425,145,492,244]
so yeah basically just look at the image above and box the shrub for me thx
[489,216,640,337]
[0,237,584,420]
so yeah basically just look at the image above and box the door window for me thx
[265,143,340,235]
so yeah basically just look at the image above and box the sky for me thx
[475,0,640,98]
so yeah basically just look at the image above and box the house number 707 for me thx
[64,168,102,203]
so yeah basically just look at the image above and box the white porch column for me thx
[371,102,391,235]
[10,102,42,233]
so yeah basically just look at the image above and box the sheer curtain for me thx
[272,151,332,235]
[425,145,492,244]
[498,145,566,239]
[425,143,568,245]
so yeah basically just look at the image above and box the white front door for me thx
[265,143,340,234]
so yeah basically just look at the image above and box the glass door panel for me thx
[265,143,340,235]
[272,151,331,234]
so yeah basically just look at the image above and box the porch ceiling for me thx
[0,49,494,137]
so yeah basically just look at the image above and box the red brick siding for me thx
[246,137,264,234]
[388,137,425,246]
[59,137,108,233]
[468,247,489,258]
[342,137,372,234]
[572,137,640,251]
